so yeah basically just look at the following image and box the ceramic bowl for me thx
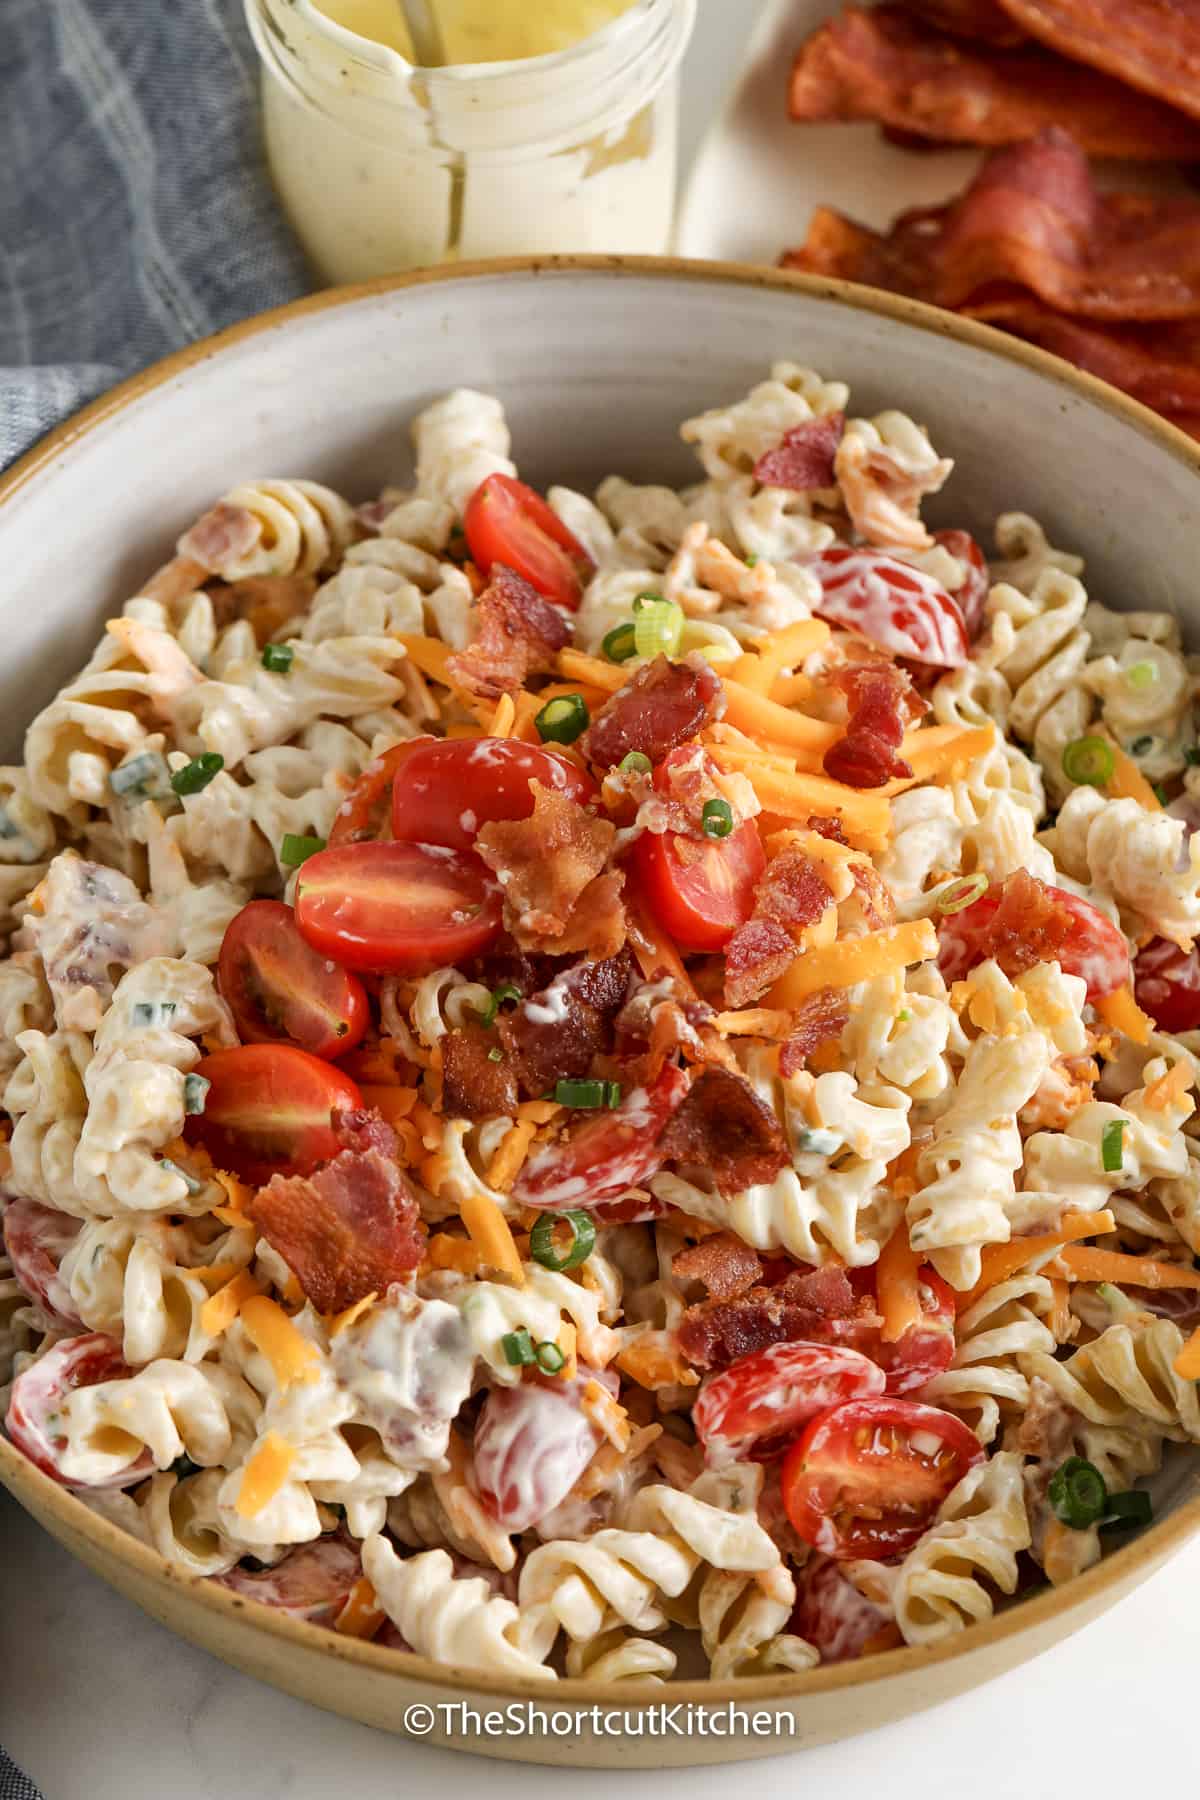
[1,258,1199,1766]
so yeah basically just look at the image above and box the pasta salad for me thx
[3,365,1200,1682]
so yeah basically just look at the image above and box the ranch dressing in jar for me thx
[244,0,697,283]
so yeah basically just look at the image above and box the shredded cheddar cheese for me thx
[1174,1325,1200,1380]
[720,677,842,755]
[199,1270,262,1338]
[334,1577,386,1640]
[1051,1247,1200,1290]
[581,1378,632,1451]
[768,919,938,1007]
[1095,985,1153,1046]
[235,1433,296,1519]
[239,1295,321,1388]
[962,1211,1117,1309]
[1141,1058,1193,1112]
[485,1120,537,1192]
[459,1190,526,1285]
[326,1292,379,1336]
[876,1221,924,1344]
[394,633,455,686]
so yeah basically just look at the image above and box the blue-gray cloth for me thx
[1,0,312,1786]
[1,0,311,471]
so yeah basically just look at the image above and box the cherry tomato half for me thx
[514,1062,692,1210]
[463,474,593,610]
[5,1333,150,1489]
[294,840,502,975]
[328,741,431,847]
[632,817,765,953]
[183,1043,364,1185]
[1134,935,1200,1034]
[218,900,369,1060]
[1,1197,82,1325]
[390,736,596,852]
[937,882,1129,1001]
[845,1265,957,1395]
[781,1396,984,1560]
[693,1342,886,1464]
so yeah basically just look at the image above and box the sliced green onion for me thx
[0,809,20,841]
[794,1125,842,1156]
[1126,661,1158,689]
[554,1077,608,1109]
[534,1340,566,1374]
[171,752,224,797]
[701,798,734,839]
[280,833,325,867]
[480,982,522,1028]
[487,1047,503,1064]
[619,751,652,776]
[604,1080,622,1108]
[1062,736,1115,788]
[159,1157,205,1197]
[1048,1456,1108,1530]
[745,553,760,567]
[1101,1119,1125,1173]
[897,1008,912,1023]
[261,642,294,674]
[501,1328,536,1367]
[602,622,638,664]
[183,1073,210,1116]
[1100,1489,1153,1530]
[936,873,989,915]
[109,750,172,799]
[1185,747,1200,767]
[170,1454,200,1481]
[132,1000,176,1027]
[1129,734,1156,757]
[535,693,589,745]
[632,592,662,612]
[529,1210,597,1273]
[633,598,684,660]
[1154,783,1169,806]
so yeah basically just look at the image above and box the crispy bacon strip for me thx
[499,951,634,1097]
[753,414,845,490]
[788,6,1200,160]
[783,128,1200,323]
[441,1022,520,1120]
[823,662,927,790]
[658,1066,789,1194]
[906,0,1027,42]
[476,781,626,957]
[939,868,1074,980]
[677,1266,869,1369]
[580,654,723,769]
[997,0,1200,123]
[967,300,1200,424]
[724,847,832,1008]
[779,988,851,1076]
[672,1231,763,1299]
[249,1145,426,1314]
[447,564,570,701]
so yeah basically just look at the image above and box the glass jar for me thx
[244,0,697,284]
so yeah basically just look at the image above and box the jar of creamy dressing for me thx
[244,0,697,284]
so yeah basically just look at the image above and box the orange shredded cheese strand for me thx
[1103,735,1162,810]
[556,1319,578,1380]
[1052,1247,1200,1290]
[581,1378,632,1451]
[214,1169,253,1216]
[1142,1058,1193,1112]
[962,1211,1116,1309]
[489,692,517,737]
[628,899,699,997]
[712,1008,794,1039]
[409,1100,444,1149]
[326,1292,379,1336]
[486,1120,537,1193]
[459,1190,526,1286]
[876,1222,923,1344]
[356,1083,419,1128]
[616,1334,700,1390]
[770,671,817,706]
[334,1576,386,1640]
[720,678,842,754]
[191,1262,245,1291]
[1174,1325,1200,1380]
[557,648,627,693]
[768,920,938,1007]
[517,1099,562,1126]
[235,1433,296,1519]
[1049,1277,1072,1342]
[394,633,455,685]
[1095,985,1153,1046]
[199,1269,262,1338]
[425,1234,484,1276]
[240,1295,321,1388]
[881,725,999,794]
[712,758,891,851]
[728,619,830,694]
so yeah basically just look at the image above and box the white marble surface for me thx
[5,3,1200,1795]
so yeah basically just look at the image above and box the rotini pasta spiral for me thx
[892,1452,1031,1646]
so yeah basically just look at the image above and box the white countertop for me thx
[4,4,1200,1794]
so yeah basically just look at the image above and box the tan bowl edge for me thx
[2,253,1200,1712]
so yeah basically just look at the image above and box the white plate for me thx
[676,0,1180,265]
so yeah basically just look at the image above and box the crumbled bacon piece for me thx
[752,414,845,491]
[476,782,626,956]
[440,1022,519,1120]
[823,662,927,790]
[331,1108,401,1159]
[806,814,848,845]
[659,1066,789,1194]
[580,654,723,769]
[676,1265,869,1369]
[446,564,570,701]
[249,1149,427,1314]
[939,868,1074,981]
[672,1232,763,1299]
[724,847,832,1007]
[499,951,634,1097]
[178,502,263,576]
[846,861,897,933]
[779,989,851,1076]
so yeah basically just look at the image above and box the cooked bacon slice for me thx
[788,6,1200,160]
[676,1265,870,1369]
[824,662,926,790]
[906,0,1026,42]
[476,781,626,956]
[779,988,851,1076]
[440,1021,520,1120]
[997,0,1200,123]
[331,1108,402,1159]
[249,1148,426,1314]
[967,300,1200,422]
[724,846,832,1008]
[672,1231,763,1299]
[752,414,845,491]
[446,563,570,701]
[659,1066,789,1194]
[937,868,1074,982]
[499,951,634,1096]
[783,128,1200,323]
[580,653,723,769]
